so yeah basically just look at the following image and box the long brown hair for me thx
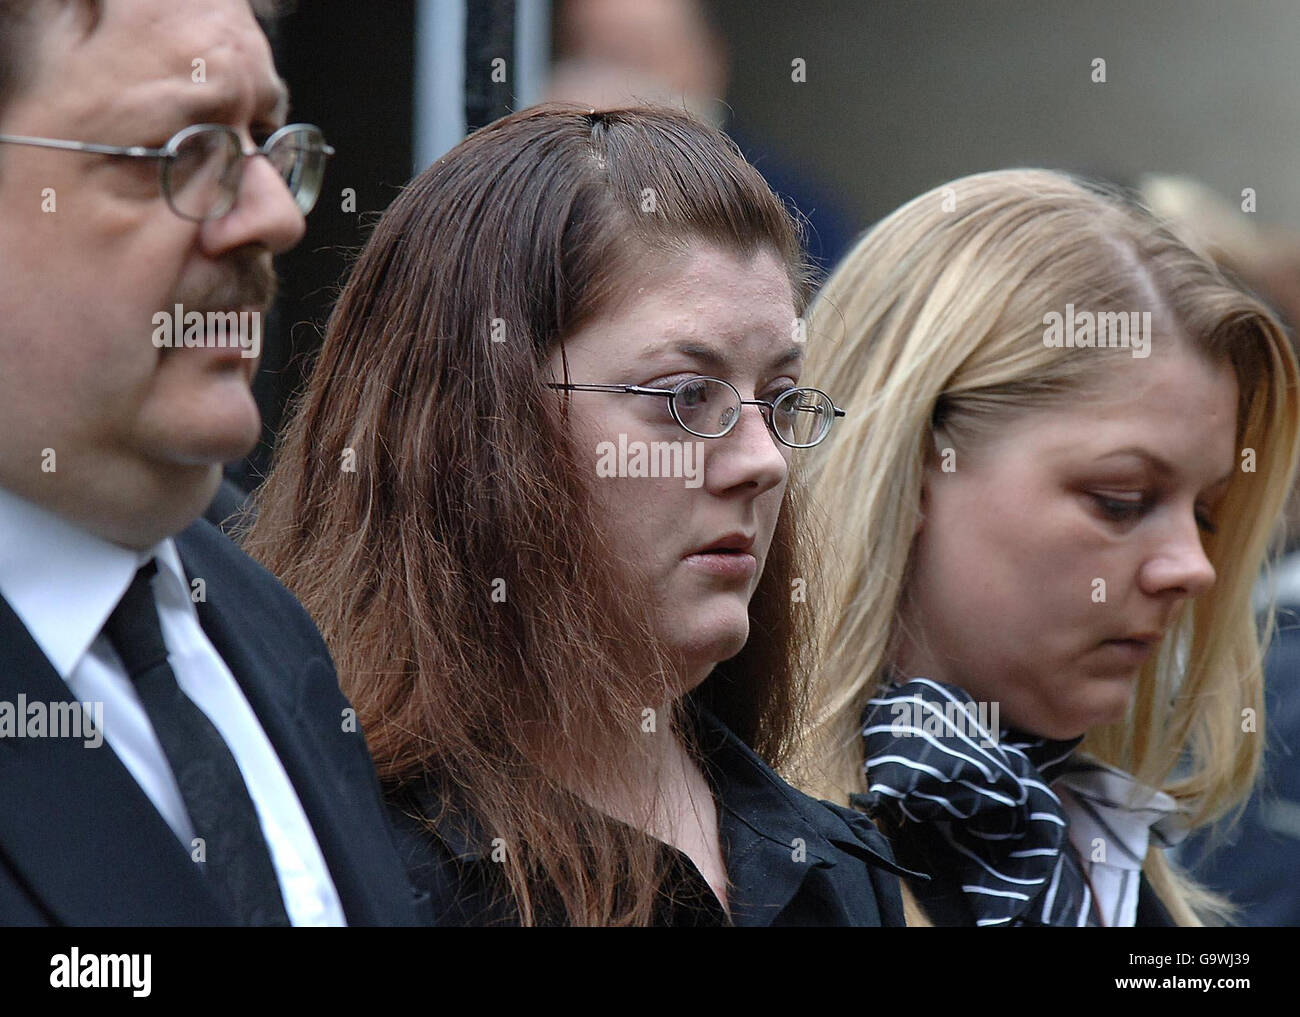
[243,103,817,925]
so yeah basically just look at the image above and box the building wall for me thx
[715,0,1300,239]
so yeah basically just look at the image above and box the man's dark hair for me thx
[0,2,93,121]
[0,0,282,124]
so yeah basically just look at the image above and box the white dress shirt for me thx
[0,485,346,926]
[1056,756,1190,926]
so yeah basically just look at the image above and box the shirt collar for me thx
[1054,755,1192,868]
[694,705,881,865]
[0,485,188,680]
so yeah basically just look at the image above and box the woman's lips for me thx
[1098,638,1155,667]
[683,550,758,578]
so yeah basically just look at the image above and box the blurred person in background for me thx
[547,0,855,274]
[1141,174,1300,924]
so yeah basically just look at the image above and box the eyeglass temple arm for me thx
[0,134,163,158]
[0,130,334,161]
[545,383,673,396]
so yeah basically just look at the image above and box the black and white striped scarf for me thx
[854,676,1097,927]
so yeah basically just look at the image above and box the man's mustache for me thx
[175,249,278,310]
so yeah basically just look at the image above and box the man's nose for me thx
[198,152,306,258]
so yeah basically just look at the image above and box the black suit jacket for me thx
[0,517,429,925]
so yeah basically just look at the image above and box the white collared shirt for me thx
[0,485,346,926]
[1055,756,1190,927]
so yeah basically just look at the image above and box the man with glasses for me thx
[0,0,427,925]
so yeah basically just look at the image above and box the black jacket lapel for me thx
[181,526,417,925]
[0,594,228,925]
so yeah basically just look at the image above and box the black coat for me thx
[1178,605,1300,925]
[387,705,910,926]
[0,518,430,926]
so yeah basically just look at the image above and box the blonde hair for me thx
[798,168,1300,925]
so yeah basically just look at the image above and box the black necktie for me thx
[103,560,291,926]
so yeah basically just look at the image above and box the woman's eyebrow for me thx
[1094,446,1234,486]
[641,341,805,371]
[771,345,805,370]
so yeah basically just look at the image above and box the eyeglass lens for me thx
[269,130,328,213]
[672,378,834,446]
[673,378,739,436]
[165,129,242,220]
[165,127,328,220]
[772,388,834,446]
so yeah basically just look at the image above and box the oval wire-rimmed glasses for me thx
[0,122,334,221]
[546,376,847,449]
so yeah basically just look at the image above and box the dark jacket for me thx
[0,518,430,926]
[1179,603,1300,925]
[387,706,909,926]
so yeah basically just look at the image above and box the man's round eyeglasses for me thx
[546,377,846,448]
[0,122,334,221]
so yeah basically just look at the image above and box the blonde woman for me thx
[800,169,1300,926]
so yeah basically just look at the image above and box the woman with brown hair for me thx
[242,103,907,926]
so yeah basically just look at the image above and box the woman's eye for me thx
[646,377,693,422]
[1091,493,1147,524]
[1090,493,1218,537]
[673,378,712,408]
